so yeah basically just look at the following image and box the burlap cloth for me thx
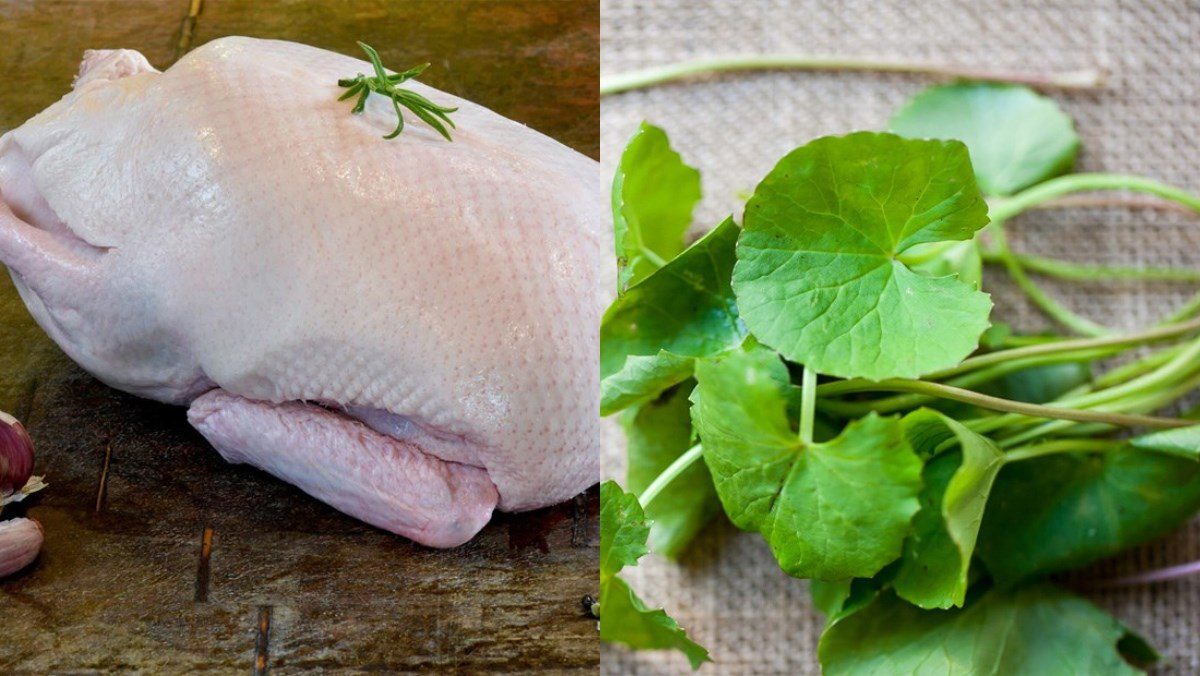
[600,0,1200,673]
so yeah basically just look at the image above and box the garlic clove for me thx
[0,517,43,578]
[0,410,34,497]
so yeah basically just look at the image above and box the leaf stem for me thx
[1092,343,1185,389]
[818,347,1113,417]
[984,175,1200,334]
[1163,288,1200,324]
[799,367,817,445]
[638,444,704,509]
[988,220,1110,336]
[1026,195,1200,214]
[924,316,1200,381]
[1003,438,1121,463]
[1053,335,1200,410]
[981,341,1200,446]
[1094,559,1200,587]
[989,173,1200,223]
[978,250,1200,283]
[638,245,670,269]
[995,369,1200,448]
[816,379,1189,429]
[599,55,1104,96]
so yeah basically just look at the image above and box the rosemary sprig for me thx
[338,41,458,141]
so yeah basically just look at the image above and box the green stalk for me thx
[639,444,703,509]
[989,174,1200,223]
[818,347,1114,417]
[799,367,817,445]
[826,323,1200,430]
[1003,438,1121,463]
[599,56,1103,96]
[1092,343,1185,388]
[1164,289,1200,324]
[923,316,1200,381]
[979,250,1200,283]
[999,335,1065,348]
[984,174,1200,334]
[638,244,669,269]
[983,338,1200,445]
[815,379,1188,429]
[1054,335,1200,410]
[997,370,1200,448]
[988,220,1109,336]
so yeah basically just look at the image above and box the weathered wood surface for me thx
[0,1,599,672]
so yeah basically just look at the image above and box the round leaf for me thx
[977,447,1200,586]
[692,347,923,580]
[890,83,1080,196]
[820,584,1150,675]
[732,132,992,380]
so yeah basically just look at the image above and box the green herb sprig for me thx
[338,41,458,141]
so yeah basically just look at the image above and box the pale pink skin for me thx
[0,39,608,547]
[0,518,42,577]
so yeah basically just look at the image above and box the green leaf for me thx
[598,480,710,669]
[599,576,711,669]
[613,122,702,291]
[978,446,1200,585]
[691,347,923,579]
[1128,423,1200,460]
[624,382,721,558]
[810,579,854,618]
[819,584,1153,675]
[890,83,1080,196]
[979,323,1013,350]
[600,218,746,415]
[601,351,693,417]
[905,239,983,289]
[894,410,1006,609]
[599,480,649,581]
[810,567,896,628]
[732,132,992,380]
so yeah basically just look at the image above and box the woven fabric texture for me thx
[600,0,1200,673]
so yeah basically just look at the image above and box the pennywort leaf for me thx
[819,584,1154,675]
[599,576,711,669]
[598,480,710,668]
[811,569,897,629]
[1127,422,1200,460]
[613,122,702,292]
[600,480,649,581]
[624,382,721,558]
[601,218,746,415]
[893,409,1005,609]
[904,239,983,289]
[890,82,1080,196]
[691,346,923,580]
[978,444,1200,586]
[732,132,992,380]
[601,352,694,417]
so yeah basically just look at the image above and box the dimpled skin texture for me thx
[0,38,607,541]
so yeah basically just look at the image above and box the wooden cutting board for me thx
[0,1,599,671]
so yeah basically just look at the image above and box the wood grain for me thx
[0,0,599,671]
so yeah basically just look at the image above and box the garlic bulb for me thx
[0,517,42,577]
[0,410,33,497]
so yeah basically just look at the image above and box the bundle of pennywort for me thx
[599,82,1200,673]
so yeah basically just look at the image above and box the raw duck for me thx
[0,38,607,547]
